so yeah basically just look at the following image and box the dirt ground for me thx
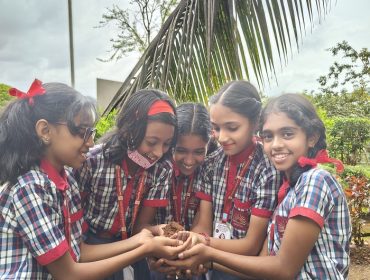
[348,243,370,280]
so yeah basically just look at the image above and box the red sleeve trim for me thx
[36,239,69,265]
[289,206,325,228]
[142,199,168,207]
[195,191,212,202]
[251,208,273,218]
[70,209,84,223]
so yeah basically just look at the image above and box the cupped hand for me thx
[163,243,209,271]
[147,234,192,259]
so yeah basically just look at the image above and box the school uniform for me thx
[196,142,281,280]
[74,144,172,280]
[267,168,351,279]
[0,160,86,280]
[155,161,201,230]
[75,144,171,237]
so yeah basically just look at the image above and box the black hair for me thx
[102,89,177,164]
[0,82,97,184]
[176,102,211,143]
[209,80,262,126]
[260,93,327,185]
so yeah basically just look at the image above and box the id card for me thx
[213,221,232,239]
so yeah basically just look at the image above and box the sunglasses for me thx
[55,122,97,143]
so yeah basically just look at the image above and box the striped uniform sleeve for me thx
[289,169,335,228]
[252,164,281,218]
[142,162,171,207]
[195,159,213,202]
[13,183,68,266]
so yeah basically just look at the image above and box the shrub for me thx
[95,109,117,140]
[328,117,370,165]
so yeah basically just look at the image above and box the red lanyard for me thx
[269,179,290,253]
[221,149,255,223]
[171,175,194,226]
[62,191,71,247]
[115,163,147,240]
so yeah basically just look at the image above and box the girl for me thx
[74,88,179,279]
[150,102,211,279]
[167,93,351,279]
[189,80,282,280]
[0,80,189,280]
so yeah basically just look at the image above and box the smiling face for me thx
[261,112,317,178]
[174,134,207,176]
[136,120,175,164]
[42,111,96,171]
[210,103,255,156]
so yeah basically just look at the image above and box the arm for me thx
[80,229,153,262]
[166,216,320,280]
[47,235,191,280]
[207,215,268,256]
[133,206,163,235]
[190,199,213,235]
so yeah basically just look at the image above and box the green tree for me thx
[99,0,179,61]
[104,0,334,114]
[318,40,370,95]
[0,83,12,109]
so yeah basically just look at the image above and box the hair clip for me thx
[9,79,46,105]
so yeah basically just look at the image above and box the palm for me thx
[105,0,333,114]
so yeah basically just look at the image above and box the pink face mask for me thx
[127,150,157,169]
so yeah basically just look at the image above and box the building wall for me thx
[96,78,122,112]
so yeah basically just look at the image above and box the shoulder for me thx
[204,146,225,168]
[297,168,343,196]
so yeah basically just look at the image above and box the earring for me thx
[43,138,50,145]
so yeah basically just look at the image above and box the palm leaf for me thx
[104,0,332,115]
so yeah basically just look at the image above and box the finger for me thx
[148,258,164,270]
[163,258,189,269]
[178,244,200,259]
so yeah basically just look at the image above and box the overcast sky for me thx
[0,0,369,99]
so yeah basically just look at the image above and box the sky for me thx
[0,0,369,99]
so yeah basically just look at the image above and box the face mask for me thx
[127,150,157,169]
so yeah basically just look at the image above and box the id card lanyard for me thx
[115,162,147,240]
[171,174,194,226]
[221,149,255,224]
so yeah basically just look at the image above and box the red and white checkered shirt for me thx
[74,144,171,236]
[155,162,201,230]
[267,168,351,279]
[196,143,281,239]
[0,160,86,279]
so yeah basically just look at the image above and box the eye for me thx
[175,147,186,154]
[228,126,238,132]
[146,140,156,147]
[211,125,220,132]
[194,149,206,156]
[282,130,295,139]
[260,132,273,142]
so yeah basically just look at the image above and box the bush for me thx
[95,109,117,140]
[328,117,370,165]
[321,163,370,246]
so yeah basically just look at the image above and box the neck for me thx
[126,156,140,176]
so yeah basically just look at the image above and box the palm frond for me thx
[104,0,332,115]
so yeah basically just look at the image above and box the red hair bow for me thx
[298,149,344,173]
[9,79,46,105]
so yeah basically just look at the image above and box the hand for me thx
[133,228,154,246]
[145,235,192,260]
[176,231,208,247]
[147,257,177,274]
[163,243,210,271]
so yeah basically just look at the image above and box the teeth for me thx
[183,164,193,169]
[272,154,288,160]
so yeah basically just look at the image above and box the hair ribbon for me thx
[8,79,46,105]
[298,149,344,173]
